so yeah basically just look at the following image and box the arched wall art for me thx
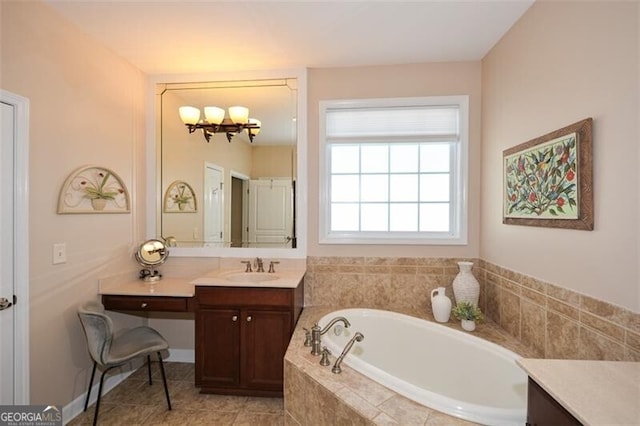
[57,165,130,214]
[163,180,197,213]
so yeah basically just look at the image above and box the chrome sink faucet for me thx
[268,260,280,273]
[254,257,264,273]
[240,260,252,272]
[310,316,351,356]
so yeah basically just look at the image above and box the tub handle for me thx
[303,328,312,347]
[320,347,331,366]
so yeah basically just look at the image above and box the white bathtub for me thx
[319,308,527,426]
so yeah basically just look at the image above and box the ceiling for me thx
[42,0,534,75]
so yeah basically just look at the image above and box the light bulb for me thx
[247,118,261,136]
[178,106,200,125]
[228,106,249,124]
[204,106,225,125]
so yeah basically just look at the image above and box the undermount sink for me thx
[223,273,279,283]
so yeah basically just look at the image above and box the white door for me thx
[0,90,29,405]
[203,163,224,243]
[247,179,293,246]
[0,100,16,404]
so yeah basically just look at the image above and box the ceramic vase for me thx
[452,261,480,306]
[461,319,476,332]
[430,287,452,323]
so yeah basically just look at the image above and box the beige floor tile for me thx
[233,411,284,426]
[68,362,284,425]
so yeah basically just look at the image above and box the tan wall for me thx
[307,62,482,258]
[481,1,639,311]
[1,1,146,405]
[251,145,295,178]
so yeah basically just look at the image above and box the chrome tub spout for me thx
[310,316,351,356]
[332,332,364,374]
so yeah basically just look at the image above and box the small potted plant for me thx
[81,171,119,211]
[171,184,193,211]
[452,301,484,331]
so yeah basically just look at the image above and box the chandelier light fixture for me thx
[179,105,261,143]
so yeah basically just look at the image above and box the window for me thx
[319,96,468,245]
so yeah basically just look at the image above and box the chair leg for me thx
[147,354,152,385]
[157,352,171,410]
[93,366,114,426]
[83,362,97,412]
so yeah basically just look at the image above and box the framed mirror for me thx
[147,69,307,259]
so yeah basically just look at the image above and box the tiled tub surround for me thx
[285,306,536,425]
[304,256,640,362]
[477,260,640,361]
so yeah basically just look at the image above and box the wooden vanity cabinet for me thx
[526,377,582,426]
[101,294,192,312]
[194,285,303,396]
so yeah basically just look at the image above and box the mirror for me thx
[159,78,298,249]
[135,239,169,281]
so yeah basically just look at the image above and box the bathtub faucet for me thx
[310,316,351,356]
[332,332,364,374]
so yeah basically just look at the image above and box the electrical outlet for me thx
[53,243,67,265]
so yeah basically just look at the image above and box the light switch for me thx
[53,243,66,265]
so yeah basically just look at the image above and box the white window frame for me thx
[319,96,469,245]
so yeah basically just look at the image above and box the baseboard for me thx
[62,349,194,425]
[166,348,195,363]
[62,368,135,425]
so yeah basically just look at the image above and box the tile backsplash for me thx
[304,256,640,361]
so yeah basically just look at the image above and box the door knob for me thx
[232,315,238,322]
[246,316,253,322]
[0,297,13,311]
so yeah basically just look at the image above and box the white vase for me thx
[452,261,480,306]
[430,287,452,323]
[461,319,476,332]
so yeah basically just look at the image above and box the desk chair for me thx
[78,301,171,425]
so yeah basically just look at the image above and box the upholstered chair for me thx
[78,301,171,425]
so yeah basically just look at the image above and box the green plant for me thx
[171,184,192,205]
[82,171,119,200]
[452,301,484,322]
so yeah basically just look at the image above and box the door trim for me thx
[1,89,30,404]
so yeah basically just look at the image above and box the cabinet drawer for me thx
[102,295,190,312]
[196,287,293,308]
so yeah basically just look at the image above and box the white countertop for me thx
[99,268,306,297]
[99,277,195,297]
[517,358,640,425]
[190,268,306,289]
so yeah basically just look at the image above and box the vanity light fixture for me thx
[179,105,261,143]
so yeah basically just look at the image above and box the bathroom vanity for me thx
[99,267,305,397]
[518,359,640,425]
[195,285,302,396]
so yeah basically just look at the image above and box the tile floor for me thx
[67,362,284,425]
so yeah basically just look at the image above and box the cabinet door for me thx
[196,308,240,388]
[241,308,292,390]
[527,378,582,426]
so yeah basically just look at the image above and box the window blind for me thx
[326,106,459,139]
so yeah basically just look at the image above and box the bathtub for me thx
[318,308,527,426]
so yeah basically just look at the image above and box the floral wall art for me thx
[57,165,130,213]
[163,180,197,213]
[503,118,593,230]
